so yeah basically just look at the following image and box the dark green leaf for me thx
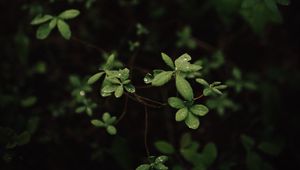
[36,23,53,39]
[155,141,175,154]
[124,84,136,93]
[136,164,150,170]
[184,112,199,129]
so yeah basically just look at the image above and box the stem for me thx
[144,106,150,158]
[116,96,129,123]
[194,94,204,100]
[72,36,106,54]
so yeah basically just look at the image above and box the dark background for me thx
[0,0,300,170]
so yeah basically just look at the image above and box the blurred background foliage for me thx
[0,0,300,169]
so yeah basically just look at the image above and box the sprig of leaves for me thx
[136,155,168,170]
[31,9,80,40]
[196,78,227,96]
[91,112,117,135]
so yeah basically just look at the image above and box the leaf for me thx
[31,14,53,25]
[124,84,136,93]
[155,141,175,154]
[152,71,174,86]
[36,23,53,39]
[161,52,175,69]
[190,104,209,116]
[155,155,168,164]
[175,107,188,121]
[101,84,118,94]
[180,133,192,149]
[196,79,209,86]
[16,131,31,146]
[264,0,279,12]
[57,19,71,40]
[241,134,255,151]
[114,85,124,98]
[168,97,184,109]
[104,54,115,70]
[246,151,262,170]
[176,74,194,101]
[154,163,168,170]
[75,106,86,113]
[49,18,57,29]
[58,9,80,19]
[21,96,37,107]
[258,142,282,156]
[102,112,111,122]
[276,0,290,5]
[106,125,117,135]
[88,72,104,84]
[201,143,217,166]
[136,164,150,170]
[184,112,199,129]
[91,119,105,127]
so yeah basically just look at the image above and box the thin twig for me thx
[144,106,150,158]
[72,36,106,54]
[194,94,204,100]
[134,93,167,106]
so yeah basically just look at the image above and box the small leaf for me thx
[241,134,255,151]
[176,74,194,101]
[88,72,104,85]
[264,0,279,12]
[57,19,71,40]
[161,52,175,69]
[136,164,150,170]
[58,9,80,19]
[258,142,282,156]
[106,125,117,135]
[168,97,185,109]
[201,143,218,166]
[155,141,175,154]
[180,133,192,149]
[91,119,105,127]
[155,155,168,164]
[196,78,209,86]
[175,107,188,121]
[114,85,124,98]
[184,112,199,129]
[154,163,168,170]
[36,23,52,39]
[31,15,53,25]
[75,106,86,113]
[101,85,118,93]
[152,71,174,86]
[124,84,136,93]
[16,131,31,146]
[190,104,209,116]
[49,18,57,29]
[102,112,111,122]
[276,0,290,5]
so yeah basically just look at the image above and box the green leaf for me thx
[31,14,53,25]
[104,54,115,70]
[175,53,191,69]
[241,134,255,151]
[276,0,290,5]
[21,96,37,107]
[49,18,57,29]
[102,112,111,122]
[106,116,117,125]
[57,19,71,40]
[152,71,174,86]
[114,85,124,98]
[91,119,105,127]
[190,104,209,116]
[175,107,188,121]
[264,0,279,12]
[175,74,194,101]
[136,164,150,170]
[201,143,217,166]
[88,72,104,85]
[58,9,80,19]
[180,133,192,148]
[154,163,168,170]
[75,106,86,113]
[168,97,184,109]
[16,131,31,146]
[196,78,209,86]
[155,155,168,164]
[184,112,199,129]
[36,23,53,40]
[161,52,175,69]
[101,84,118,94]
[124,84,136,93]
[258,142,282,156]
[155,141,175,154]
[106,125,117,135]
